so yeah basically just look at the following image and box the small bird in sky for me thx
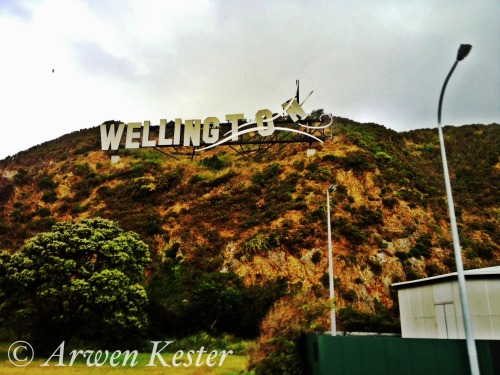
[52,69,54,73]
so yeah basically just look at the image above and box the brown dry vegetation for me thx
[0,119,499,331]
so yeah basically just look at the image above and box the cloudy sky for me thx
[0,0,498,160]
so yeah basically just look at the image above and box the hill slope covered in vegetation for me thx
[0,118,498,335]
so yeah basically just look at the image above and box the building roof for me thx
[392,266,500,289]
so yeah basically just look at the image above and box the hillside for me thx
[0,118,499,328]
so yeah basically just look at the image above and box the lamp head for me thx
[457,44,472,61]
[328,184,337,192]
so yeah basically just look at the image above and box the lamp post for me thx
[437,44,479,375]
[326,184,337,336]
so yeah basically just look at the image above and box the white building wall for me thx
[398,278,500,340]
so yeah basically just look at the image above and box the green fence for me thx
[303,334,500,375]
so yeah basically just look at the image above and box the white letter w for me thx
[100,123,125,150]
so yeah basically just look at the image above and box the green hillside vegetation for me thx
[0,118,499,362]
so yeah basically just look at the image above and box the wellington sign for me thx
[100,87,332,157]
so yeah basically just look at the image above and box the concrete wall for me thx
[398,278,500,339]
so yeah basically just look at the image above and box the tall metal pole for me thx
[327,185,337,336]
[296,79,300,104]
[437,44,479,375]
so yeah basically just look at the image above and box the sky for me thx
[0,0,498,160]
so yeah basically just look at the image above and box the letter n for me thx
[183,120,201,146]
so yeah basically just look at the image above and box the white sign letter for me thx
[100,123,125,150]
[125,122,142,149]
[256,109,275,137]
[142,121,157,148]
[282,98,307,122]
[226,114,244,141]
[203,117,220,144]
[174,119,182,145]
[158,119,173,146]
[183,119,201,146]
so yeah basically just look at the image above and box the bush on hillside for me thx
[249,294,329,375]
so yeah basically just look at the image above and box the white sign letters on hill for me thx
[100,94,332,152]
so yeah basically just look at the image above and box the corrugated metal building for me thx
[392,266,500,340]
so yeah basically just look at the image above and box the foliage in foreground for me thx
[338,298,400,333]
[0,218,150,354]
[147,245,288,339]
[249,294,329,375]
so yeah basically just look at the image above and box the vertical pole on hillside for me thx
[327,184,337,336]
[296,80,300,104]
[437,44,479,375]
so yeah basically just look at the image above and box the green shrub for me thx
[395,251,408,261]
[200,154,228,171]
[338,300,399,333]
[129,162,148,177]
[338,222,368,246]
[340,151,376,172]
[252,163,282,186]
[165,332,248,355]
[358,206,384,226]
[341,288,358,302]
[482,221,496,233]
[369,259,383,275]
[311,250,322,264]
[0,221,9,235]
[309,205,326,223]
[71,203,88,214]
[293,160,305,171]
[28,217,57,231]
[375,151,392,162]
[241,233,280,258]
[306,162,319,174]
[409,234,432,258]
[0,177,15,203]
[382,196,397,208]
[322,154,339,163]
[200,170,237,189]
[188,173,206,184]
[13,168,30,186]
[73,162,93,177]
[37,175,58,190]
[157,169,183,191]
[396,188,424,207]
[42,190,57,203]
[35,207,51,217]
[426,262,442,277]
[249,294,329,375]
[147,263,287,340]
[476,244,495,260]
[403,262,423,281]
[252,336,303,375]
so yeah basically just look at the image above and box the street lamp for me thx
[437,44,479,375]
[326,184,337,336]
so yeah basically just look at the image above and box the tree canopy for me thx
[0,217,150,352]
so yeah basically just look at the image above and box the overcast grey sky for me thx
[0,0,498,160]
